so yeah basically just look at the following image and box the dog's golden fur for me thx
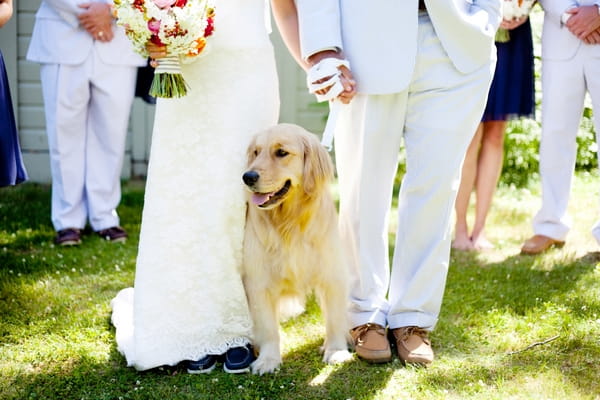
[242,123,351,375]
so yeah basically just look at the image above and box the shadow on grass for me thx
[438,249,600,397]
[4,337,396,400]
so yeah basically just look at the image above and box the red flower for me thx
[150,34,164,46]
[174,0,187,7]
[204,17,214,37]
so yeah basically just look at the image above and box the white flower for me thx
[501,0,534,20]
[114,0,214,58]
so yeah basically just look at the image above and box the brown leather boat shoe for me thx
[350,323,392,363]
[392,326,434,365]
[520,234,565,255]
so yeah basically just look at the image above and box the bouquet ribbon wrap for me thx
[150,55,189,98]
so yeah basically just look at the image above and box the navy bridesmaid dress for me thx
[482,19,535,122]
[0,49,28,186]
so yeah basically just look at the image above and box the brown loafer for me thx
[350,323,392,363]
[55,228,82,246]
[391,326,434,365]
[520,234,565,255]
[97,226,128,243]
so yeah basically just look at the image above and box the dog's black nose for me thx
[242,170,260,186]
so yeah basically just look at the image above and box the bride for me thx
[111,0,297,373]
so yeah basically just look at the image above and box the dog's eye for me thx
[275,149,288,158]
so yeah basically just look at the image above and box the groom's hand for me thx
[308,50,356,104]
[565,5,600,41]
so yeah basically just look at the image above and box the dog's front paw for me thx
[251,354,282,375]
[323,349,353,364]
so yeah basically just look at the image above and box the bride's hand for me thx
[147,42,167,67]
[500,16,528,30]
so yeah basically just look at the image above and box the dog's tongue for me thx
[252,192,273,206]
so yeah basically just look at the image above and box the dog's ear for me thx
[302,132,335,195]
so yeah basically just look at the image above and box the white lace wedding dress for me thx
[110,0,279,370]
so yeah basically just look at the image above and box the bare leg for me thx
[471,120,506,250]
[452,123,483,250]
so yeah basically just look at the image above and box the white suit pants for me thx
[40,48,137,231]
[335,14,494,330]
[533,45,600,243]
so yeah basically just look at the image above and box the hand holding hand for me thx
[565,6,600,41]
[307,50,356,104]
[582,27,600,44]
[78,2,114,42]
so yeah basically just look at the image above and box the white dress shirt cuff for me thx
[304,47,341,62]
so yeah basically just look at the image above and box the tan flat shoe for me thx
[521,234,565,255]
[350,323,392,363]
[391,326,434,365]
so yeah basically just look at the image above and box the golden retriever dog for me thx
[242,123,352,375]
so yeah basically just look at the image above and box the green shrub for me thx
[501,106,596,188]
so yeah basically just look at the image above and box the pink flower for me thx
[152,0,176,9]
[147,18,161,34]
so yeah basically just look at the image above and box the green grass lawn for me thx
[1,173,599,400]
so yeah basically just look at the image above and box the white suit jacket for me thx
[26,0,144,66]
[538,0,600,60]
[296,0,502,94]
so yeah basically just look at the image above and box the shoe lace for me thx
[354,323,384,343]
[399,326,431,345]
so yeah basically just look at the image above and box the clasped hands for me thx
[307,50,356,105]
[564,5,600,44]
[78,2,114,42]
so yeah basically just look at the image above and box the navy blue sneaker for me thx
[187,354,218,374]
[223,344,255,374]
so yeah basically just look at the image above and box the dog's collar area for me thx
[253,180,292,208]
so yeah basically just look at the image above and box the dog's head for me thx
[242,123,334,210]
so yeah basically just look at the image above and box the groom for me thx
[295,0,501,364]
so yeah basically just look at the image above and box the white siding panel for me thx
[19,129,47,151]
[18,82,42,105]
[18,59,39,82]
[17,14,35,35]
[19,0,41,13]
[19,105,45,129]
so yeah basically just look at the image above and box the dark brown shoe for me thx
[55,228,82,246]
[520,234,565,255]
[392,326,434,365]
[350,323,392,363]
[97,226,127,243]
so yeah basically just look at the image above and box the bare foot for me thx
[472,234,494,250]
[452,234,474,251]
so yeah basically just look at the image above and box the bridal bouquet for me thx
[496,0,535,42]
[113,0,215,98]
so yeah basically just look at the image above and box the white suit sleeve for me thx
[295,0,343,60]
[43,0,85,28]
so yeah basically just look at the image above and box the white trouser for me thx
[40,48,137,231]
[335,14,494,330]
[533,45,600,244]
